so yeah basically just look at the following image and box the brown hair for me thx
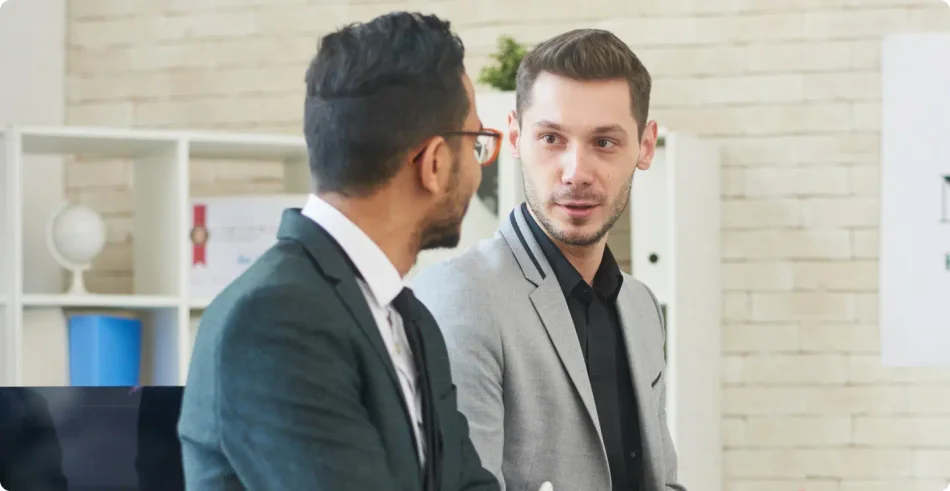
[515,29,652,137]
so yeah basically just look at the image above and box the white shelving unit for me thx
[0,93,520,388]
[1,124,309,387]
[630,131,721,491]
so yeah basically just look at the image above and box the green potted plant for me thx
[478,35,527,92]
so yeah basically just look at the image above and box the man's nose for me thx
[560,146,594,187]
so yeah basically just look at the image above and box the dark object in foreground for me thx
[0,386,183,491]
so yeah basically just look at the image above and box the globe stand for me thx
[65,265,91,295]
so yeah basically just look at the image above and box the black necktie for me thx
[392,288,441,491]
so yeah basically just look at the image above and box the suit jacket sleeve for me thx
[214,286,399,491]
[413,262,508,491]
[645,286,687,491]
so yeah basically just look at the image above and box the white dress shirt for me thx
[301,194,426,465]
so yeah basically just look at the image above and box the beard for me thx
[418,154,469,251]
[525,171,633,247]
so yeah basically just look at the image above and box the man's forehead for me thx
[528,72,631,101]
[523,77,636,132]
[528,72,633,110]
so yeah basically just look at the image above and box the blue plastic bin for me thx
[68,314,142,386]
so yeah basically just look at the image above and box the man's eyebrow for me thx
[594,124,627,135]
[533,119,565,131]
[533,120,628,136]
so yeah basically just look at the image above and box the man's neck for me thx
[556,238,607,286]
[318,192,419,277]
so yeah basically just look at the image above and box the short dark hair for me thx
[303,12,469,196]
[515,29,652,137]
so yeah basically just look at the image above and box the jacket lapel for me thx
[616,286,665,489]
[500,206,605,443]
[275,209,402,392]
[529,280,604,441]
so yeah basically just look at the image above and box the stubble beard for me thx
[418,155,467,251]
[524,172,633,248]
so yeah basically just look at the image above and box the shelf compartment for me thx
[8,125,187,298]
[21,305,184,387]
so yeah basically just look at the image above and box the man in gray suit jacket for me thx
[413,30,686,491]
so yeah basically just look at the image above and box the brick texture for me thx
[64,0,950,489]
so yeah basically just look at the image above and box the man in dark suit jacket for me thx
[178,11,511,491]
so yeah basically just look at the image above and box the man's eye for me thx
[596,139,615,148]
[540,134,559,144]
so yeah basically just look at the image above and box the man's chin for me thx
[427,236,460,251]
[550,222,604,247]
[420,229,462,251]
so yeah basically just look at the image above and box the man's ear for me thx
[413,136,449,194]
[507,110,521,159]
[636,120,659,171]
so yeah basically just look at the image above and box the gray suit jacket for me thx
[412,206,686,491]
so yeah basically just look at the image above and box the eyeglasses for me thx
[444,128,503,166]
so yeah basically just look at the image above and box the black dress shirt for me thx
[523,204,643,491]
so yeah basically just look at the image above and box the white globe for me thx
[49,203,106,267]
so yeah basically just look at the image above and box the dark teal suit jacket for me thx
[177,209,499,491]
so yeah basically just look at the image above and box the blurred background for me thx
[2,0,950,490]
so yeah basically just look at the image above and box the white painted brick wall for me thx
[63,0,950,489]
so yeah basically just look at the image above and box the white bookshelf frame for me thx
[630,131,722,491]
[0,124,309,387]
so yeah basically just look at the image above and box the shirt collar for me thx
[301,194,404,307]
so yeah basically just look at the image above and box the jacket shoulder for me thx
[412,235,514,291]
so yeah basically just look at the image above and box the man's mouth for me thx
[557,203,599,218]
